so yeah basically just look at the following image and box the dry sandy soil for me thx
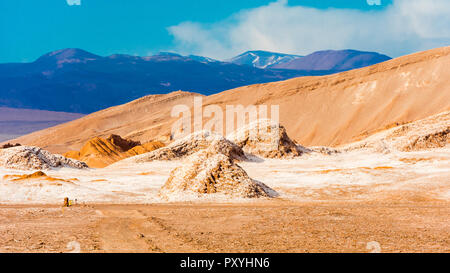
[0,134,448,253]
[0,201,448,253]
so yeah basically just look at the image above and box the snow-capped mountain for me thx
[227,50,302,69]
[187,55,219,63]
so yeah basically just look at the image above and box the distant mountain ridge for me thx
[35,48,100,65]
[0,48,391,113]
[227,50,302,69]
[226,49,391,71]
[271,49,391,70]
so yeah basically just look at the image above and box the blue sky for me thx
[1,0,449,62]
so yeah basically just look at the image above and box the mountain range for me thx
[7,46,449,154]
[0,48,391,113]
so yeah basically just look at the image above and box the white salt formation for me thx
[126,130,246,163]
[0,146,88,170]
[228,119,306,158]
[344,111,450,153]
[159,140,275,200]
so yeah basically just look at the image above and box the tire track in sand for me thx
[95,208,207,252]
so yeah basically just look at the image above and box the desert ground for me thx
[0,145,449,253]
[0,201,448,253]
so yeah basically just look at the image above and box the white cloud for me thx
[66,0,81,6]
[167,0,450,59]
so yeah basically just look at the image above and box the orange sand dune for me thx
[8,46,450,153]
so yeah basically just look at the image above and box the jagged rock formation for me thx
[126,141,165,157]
[1,143,21,149]
[106,134,141,151]
[64,134,163,168]
[125,131,246,163]
[0,146,88,170]
[159,141,275,200]
[227,119,306,158]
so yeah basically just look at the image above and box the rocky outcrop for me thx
[128,131,246,163]
[0,146,88,170]
[227,119,306,158]
[1,143,21,149]
[64,134,163,168]
[343,111,450,153]
[159,141,275,200]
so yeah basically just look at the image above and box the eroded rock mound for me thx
[159,144,274,200]
[344,111,450,153]
[106,134,141,152]
[0,146,88,170]
[227,119,306,158]
[404,128,449,151]
[128,131,246,163]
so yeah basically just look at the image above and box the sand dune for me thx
[7,46,450,154]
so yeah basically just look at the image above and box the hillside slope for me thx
[8,46,450,153]
[5,91,198,153]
